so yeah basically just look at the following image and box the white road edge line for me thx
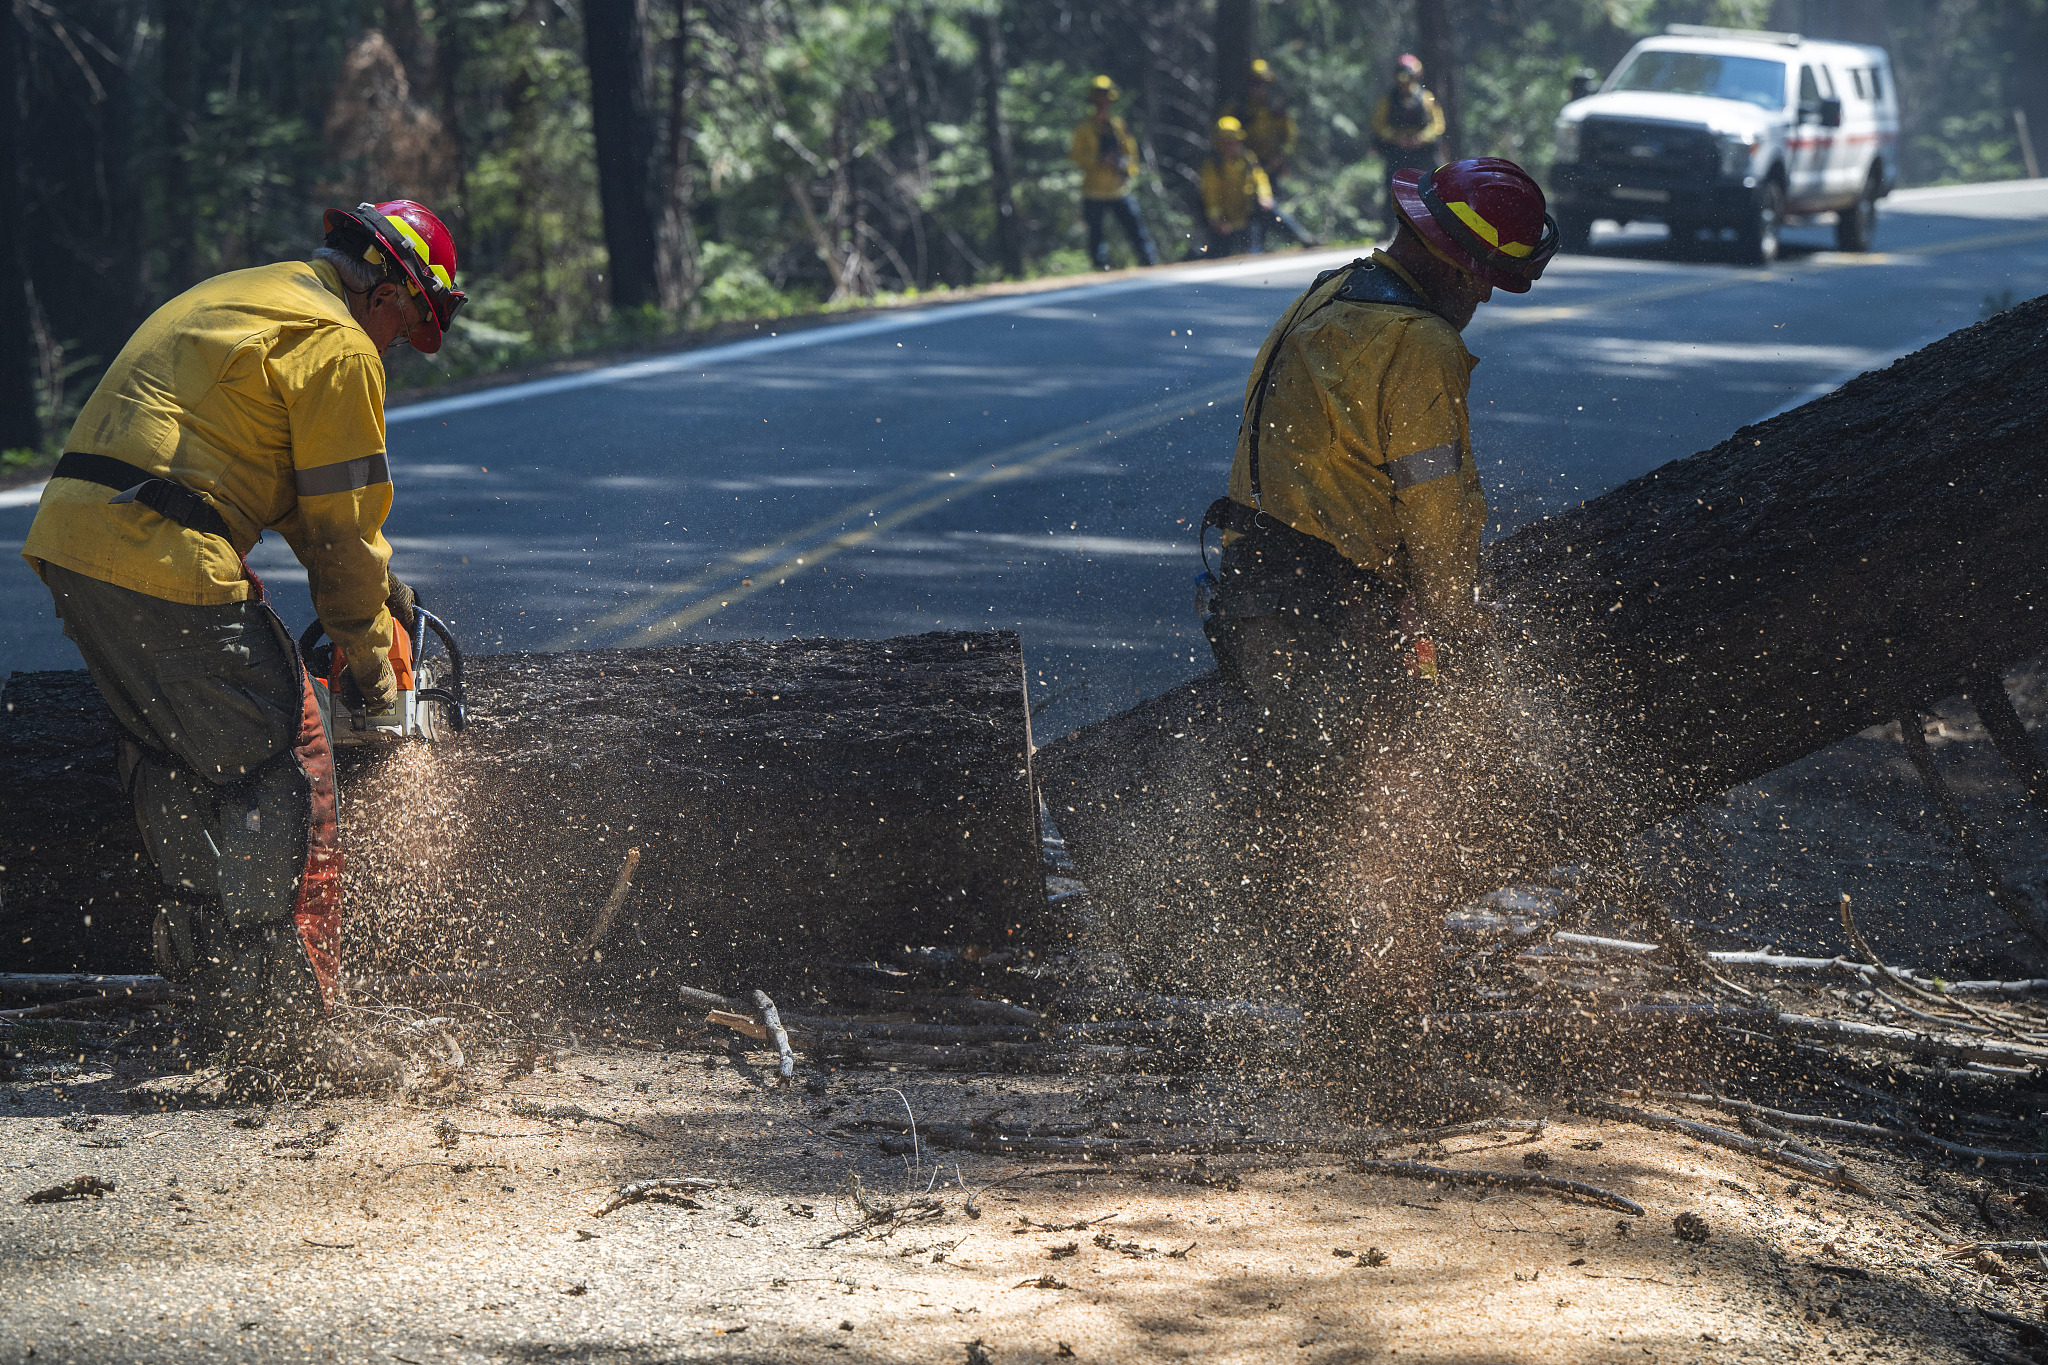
[385,248,1365,425]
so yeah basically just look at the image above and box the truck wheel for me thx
[1736,181,1783,265]
[1557,212,1594,253]
[1834,174,1879,252]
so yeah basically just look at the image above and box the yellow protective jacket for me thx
[1069,116,1139,200]
[1224,250,1486,632]
[1200,152,1273,231]
[1223,98,1297,174]
[1371,87,1446,148]
[23,258,397,673]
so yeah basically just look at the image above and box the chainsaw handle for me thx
[299,605,464,720]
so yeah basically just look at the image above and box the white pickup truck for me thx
[1549,25,1899,263]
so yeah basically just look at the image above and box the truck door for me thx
[1790,64,1835,209]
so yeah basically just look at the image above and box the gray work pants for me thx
[43,563,329,1052]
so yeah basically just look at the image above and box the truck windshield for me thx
[1610,51,1788,110]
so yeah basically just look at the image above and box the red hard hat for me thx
[1397,53,1424,75]
[1392,158,1559,294]
[322,199,466,353]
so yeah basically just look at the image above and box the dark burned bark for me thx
[1,632,1040,986]
[1039,295,2048,989]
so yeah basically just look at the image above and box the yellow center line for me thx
[621,379,1247,646]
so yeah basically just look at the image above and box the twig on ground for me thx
[380,1161,509,1181]
[504,1099,659,1141]
[20,1175,114,1204]
[817,1172,946,1246]
[1348,1159,1643,1216]
[591,1177,717,1218]
[573,847,642,961]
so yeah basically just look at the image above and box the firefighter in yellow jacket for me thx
[1197,158,1557,1053]
[20,199,466,1077]
[1372,53,1448,224]
[1068,75,1159,269]
[1200,117,1275,256]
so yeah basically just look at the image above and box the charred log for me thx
[1,631,1041,985]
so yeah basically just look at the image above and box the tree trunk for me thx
[1213,0,1253,117]
[1,633,1043,991]
[584,0,663,313]
[159,0,200,293]
[1038,295,2048,989]
[653,0,697,314]
[1415,0,1461,158]
[970,12,1024,280]
[0,4,40,452]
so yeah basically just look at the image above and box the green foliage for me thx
[9,0,2048,414]
[1916,109,2025,185]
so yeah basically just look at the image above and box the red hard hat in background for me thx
[1392,157,1559,294]
[322,199,467,353]
[1397,53,1425,75]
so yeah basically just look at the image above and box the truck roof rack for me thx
[1663,23,1803,46]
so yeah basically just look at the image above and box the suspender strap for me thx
[54,452,236,542]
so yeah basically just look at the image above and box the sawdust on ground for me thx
[0,1030,2022,1365]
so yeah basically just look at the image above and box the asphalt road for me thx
[5,179,2047,739]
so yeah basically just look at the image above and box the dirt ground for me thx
[2,1003,2040,1365]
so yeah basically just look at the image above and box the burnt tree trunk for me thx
[1,632,1041,991]
[1214,0,1253,118]
[0,5,38,451]
[584,0,664,313]
[970,12,1024,281]
[1039,295,2048,988]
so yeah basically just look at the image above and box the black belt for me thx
[55,452,236,542]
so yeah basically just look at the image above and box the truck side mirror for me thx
[1568,71,1595,102]
[1819,97,1843,128]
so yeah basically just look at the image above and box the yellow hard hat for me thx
[1249,58,1272,78]
[1088,74,1120,99]
[1215,116,1244,136]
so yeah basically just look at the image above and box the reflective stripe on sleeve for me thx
[1383,441,1461,491]
[295,452,391,497]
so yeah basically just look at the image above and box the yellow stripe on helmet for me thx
[385,214,450,286]
[1447,199,1536,258]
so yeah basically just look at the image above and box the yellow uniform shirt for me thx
[23,259,396,671]
[1372,88,1446,147]
[1225,100,1297,174]
[1225,251,1486,630]
[1200,152,1272,231]
[1069,116,1140,200]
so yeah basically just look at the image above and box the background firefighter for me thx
[18,199,466,1077]
[1198,158,1558,1109]
[1223,58,1314,248]
[1068,75,1160,270]
[1372,53,1448,228]
[1199,117,1275,257]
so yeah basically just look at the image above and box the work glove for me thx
[344,651,398,716]
[385,574,419,638]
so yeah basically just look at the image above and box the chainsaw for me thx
[299,606,468,745]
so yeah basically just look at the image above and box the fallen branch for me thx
[1,987,187,1019]
[0,974,169,1000]
[591,1176,717,1218]
[1348,1159,1644,1216]
[573,847,642,962]
[1773,1011,2048,1071]
[753,990,796,1083]
[1573,1098,1848,1185]
[1649,1090,2048,1167]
